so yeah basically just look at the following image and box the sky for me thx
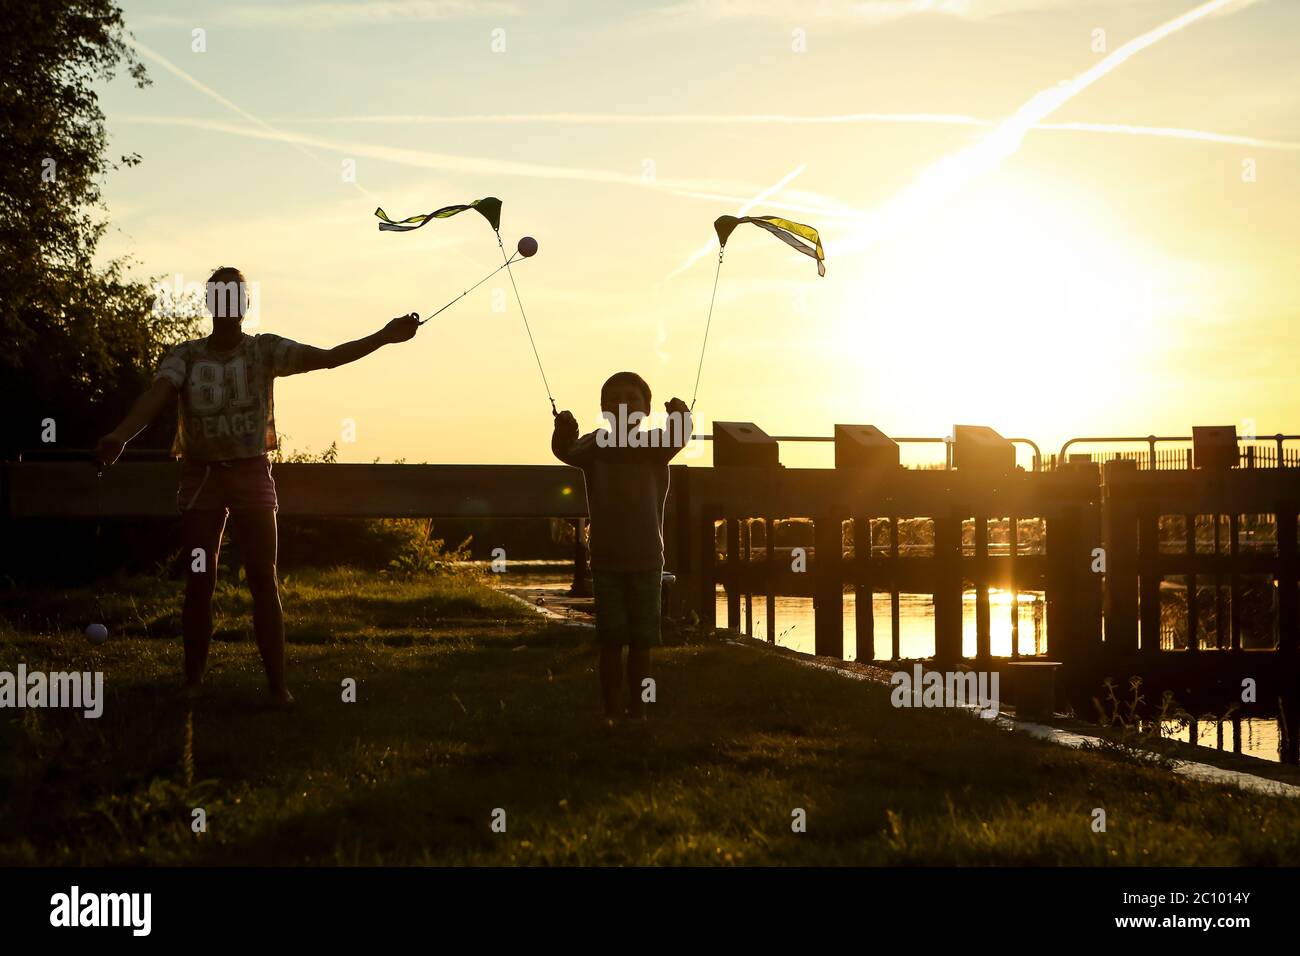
[96,0,1299,467]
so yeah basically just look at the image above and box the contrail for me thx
[286,112,991,127]
[116,115,859,220]
[125,38,381,203]
[840,0,1266,250]
[664,165,807,281]
[279,111,1298,151]
[1037,121,1298,151]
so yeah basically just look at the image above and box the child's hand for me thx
[554,410,578,436]
[381,313,419,343]
[665,397,689,417]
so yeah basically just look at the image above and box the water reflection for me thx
[716,587,1047,661]
[1162,717,1282,764]
[491,565,1289,765]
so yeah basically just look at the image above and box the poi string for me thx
[497,233,557,418]
[689,248,725,414]
[418,255,520,326]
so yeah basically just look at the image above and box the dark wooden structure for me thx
[5,430,1300,761]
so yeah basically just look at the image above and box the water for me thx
[490,565,1289,764]
[1162,717,1283,765]
[716,586,1047,661]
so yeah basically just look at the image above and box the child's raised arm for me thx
[552,410,594,468]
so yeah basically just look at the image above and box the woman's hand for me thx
[381,313,420,343]
[93,432,126,467]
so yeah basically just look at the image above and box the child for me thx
[552,372,692,720]
[94,266,419,705]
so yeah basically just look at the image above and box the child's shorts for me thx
[177,456,278,513]
[593,569,663,648]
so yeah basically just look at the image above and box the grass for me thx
[2,567,1300,865]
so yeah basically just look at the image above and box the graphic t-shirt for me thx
[155,333,314,461]
[551,422,692,572]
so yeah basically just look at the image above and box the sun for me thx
[827,173,1173,443]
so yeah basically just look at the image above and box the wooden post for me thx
[1047,477,1104,707]
[726,518,741,631]
[1278,506,1298,655]
[766,517,777,643]
[1139,508,1161,655]
[890,516,901,661]
[1045,509,1074,668]
[665,464,689,617]
[975,514,990,662]
[933,515,963,668]
[742,519,753,637]
[1103,463,1140,655]
[1009,515,1020,658]
[1230,512,1241,652]
[699,514,718,633]
[1185,511,1198,653]
[1214,513,1225,650]
[814,514,844,659]
[1280,692,1299,766]
[855,515,874,662]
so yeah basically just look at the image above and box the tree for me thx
[0,0,199,458]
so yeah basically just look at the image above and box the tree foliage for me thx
[0,1,200,458]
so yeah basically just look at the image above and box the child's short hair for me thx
[601,371,651,406]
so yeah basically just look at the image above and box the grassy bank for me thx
[1,568,1298,865]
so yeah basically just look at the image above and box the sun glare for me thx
[832,177,1169,438]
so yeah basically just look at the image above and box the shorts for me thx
[593,569,663,648]
[177,456,278,513]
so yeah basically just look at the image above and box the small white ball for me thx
[85,623,109,644]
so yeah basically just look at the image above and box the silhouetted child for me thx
[552,372,692,721]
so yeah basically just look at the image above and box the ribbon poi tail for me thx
[375,197,502,233]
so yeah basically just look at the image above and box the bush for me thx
[271,443,473,575]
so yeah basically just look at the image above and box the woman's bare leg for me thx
[229,509,290,703]
[626,648,650,719]
[181,509,227,688]
[599,646,623,720]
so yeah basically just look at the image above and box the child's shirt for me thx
[552,419,692,572]
[155,333,313,462]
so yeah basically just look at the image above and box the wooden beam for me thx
[3,462,590,519]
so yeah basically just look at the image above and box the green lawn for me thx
[2,567,1298,865]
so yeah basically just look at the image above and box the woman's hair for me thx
[601,371,651,405]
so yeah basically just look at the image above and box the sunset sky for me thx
[96,0,1299,467]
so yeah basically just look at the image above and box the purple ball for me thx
[517,236,539,258]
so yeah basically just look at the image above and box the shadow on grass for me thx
[5,572,1300,865]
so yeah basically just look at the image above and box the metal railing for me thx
[1057,434,1300,471]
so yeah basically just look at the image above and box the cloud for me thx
[640,0,1161,27]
